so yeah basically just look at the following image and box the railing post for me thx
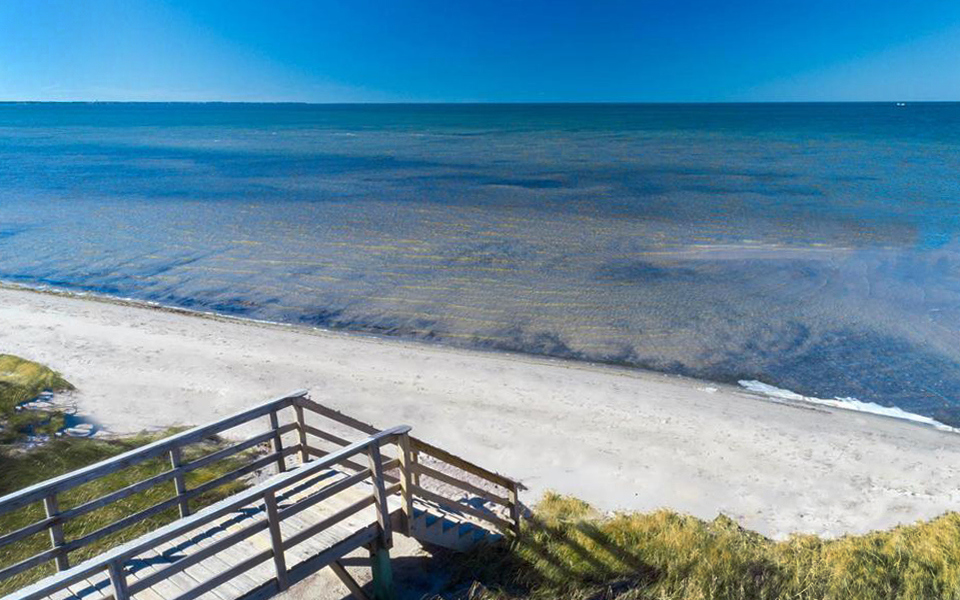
[169,447,190,518]
[107,559,130,600]
[507,482,522,538]
[396,434,414,535]
[263,490,289,591]
[366,442,393,549]
[411,449,420,487]
[268,409,287,474]
[294,403,310,464]
[43,493,69,571]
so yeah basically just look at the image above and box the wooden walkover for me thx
[0,391,523,600]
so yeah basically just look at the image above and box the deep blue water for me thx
[1,103,959,424]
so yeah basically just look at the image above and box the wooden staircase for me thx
[0,391,523,600]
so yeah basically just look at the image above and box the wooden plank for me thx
[267,411,286,474]
[63,495,183,553]
[262,492,288,591]
[507,483,522,537]
[168,549,272,600]
[169,448,190,519]
[295,398,378,435]
[293,405,309,464]
[277,469,370,522]
[59,468,182,523]
[412,462,510,506]
[396,434,414,536]
[283,495,376,550]
[182,425,294,474]
[410,485,513,533]
[409,438,516,490]
[0,516,56,550]
[366,444,392,549]
[302,424,351,448]
[187,448,297,499]
[127,520,268,594]
[0,545,63,581]
[304,447,398,484]
[0,391,307,515]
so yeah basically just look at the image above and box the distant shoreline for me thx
[3,283,960,539]
[2,279,951,436]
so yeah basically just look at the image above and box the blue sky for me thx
[2,0,960,102]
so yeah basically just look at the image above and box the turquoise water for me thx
[1,103,959,424]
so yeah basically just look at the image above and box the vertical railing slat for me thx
[268,410,286,473]
[264,490,289,591]
[169,447,190,518]
[107,560,130,600]
[366,443,393,549]
[508,483,522,537]
[396,434,414,535]
[294,403,310,464]
[43,494,69,571]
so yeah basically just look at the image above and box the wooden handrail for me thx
[7,425,412,600]
[0,390,308,515]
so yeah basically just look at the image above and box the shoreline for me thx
[2,280,953,436]
[3,283,960,539]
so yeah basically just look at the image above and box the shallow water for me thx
[1,103,959,424]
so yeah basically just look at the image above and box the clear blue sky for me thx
[2,0,960,102]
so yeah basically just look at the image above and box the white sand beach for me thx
[2,284,960,540]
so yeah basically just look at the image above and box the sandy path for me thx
[2,285,960,539]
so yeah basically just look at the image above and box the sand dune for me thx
[2,284,960,539]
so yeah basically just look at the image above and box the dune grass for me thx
[0,354,74,443]
[0,431,255,595]
[450,492,960,600]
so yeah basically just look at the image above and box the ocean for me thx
[1,103,959,425]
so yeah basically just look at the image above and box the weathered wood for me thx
[169,448,190,519]
[302,424,352,448]
[186,448,297,498]
[410,437,516,490]
[293,405,310,464]
[410,485,513,533]
[43,495,69,572]
[107,560,129,600]
[303,446,397,482]
[283,495,376,549]
[329,561,370,600]
[126,519,269,594]
[268,411,286,474]
[0,391,307,516]
[0,516,57,550]
[183,425,295,474]
[410,450,421,487]
[412,462,511,506]
[0,546,64,581]
[295,397,379,435]
[263,492,288,591]
[4,425,411,600]
[171,549,273,600]
[396,435,414,535]
[277,469,371,522]
[367,444,393,549]
[508,483,522,537]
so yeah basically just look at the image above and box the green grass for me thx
[450,493,960,600]
[0,354,74,443]
[0,431,255,595]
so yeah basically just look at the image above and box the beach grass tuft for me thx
[0,354,74,443]
[452,492,960,600]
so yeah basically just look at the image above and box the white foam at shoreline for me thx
[739,379,958,432]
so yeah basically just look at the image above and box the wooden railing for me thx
[0,390,310,586]
[0,391,524,600]
[6,425,411,600]
[295,397,523,537]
